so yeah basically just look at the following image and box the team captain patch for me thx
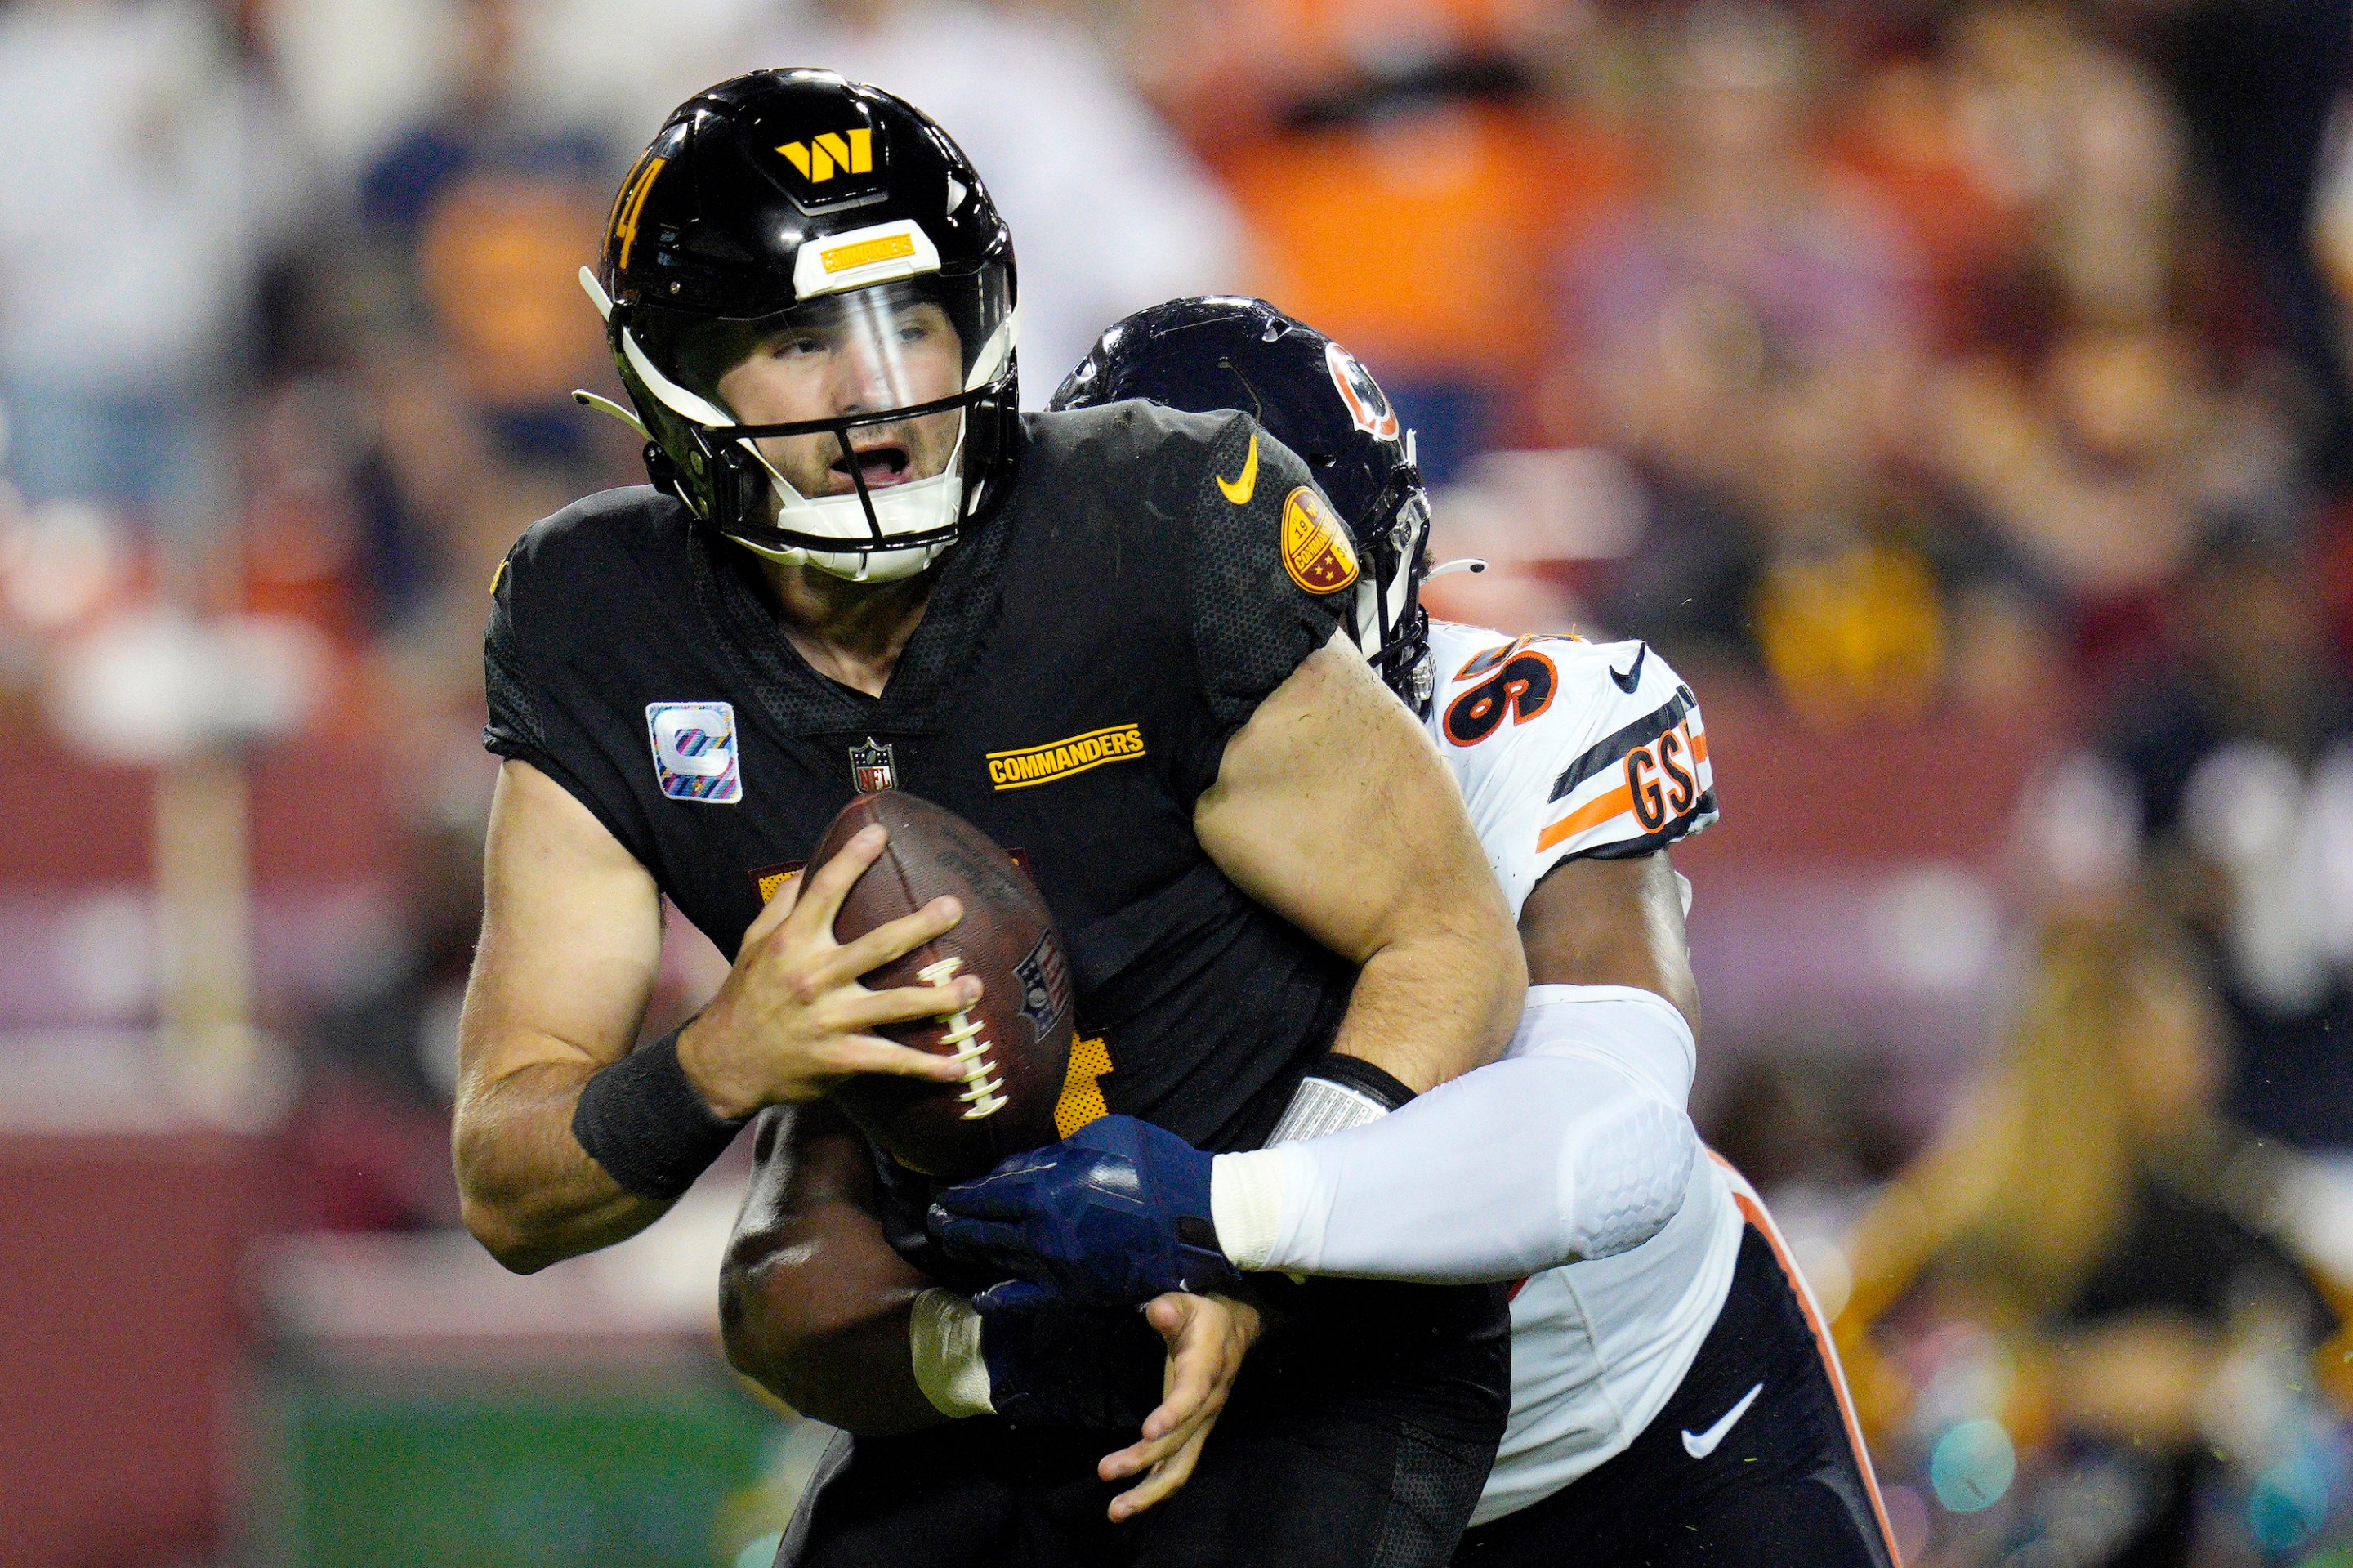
[987,723,1146,790]
[1280,485,1360,594]
[646,702,742,802]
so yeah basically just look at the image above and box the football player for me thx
[455,74,1525,1568]
[924,298,1905,1566]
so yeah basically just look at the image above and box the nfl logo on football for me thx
[645,702,743,803]
[851,736,897,793]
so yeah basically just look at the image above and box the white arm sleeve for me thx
[1209,985,1700,1284]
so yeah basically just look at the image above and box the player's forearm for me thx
[1327,913,1525,1092]
[720,1204,946,1434]
[453,1057,668,1273]
[1217,985,1699,1282]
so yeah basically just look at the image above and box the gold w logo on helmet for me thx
[777,129,874,183]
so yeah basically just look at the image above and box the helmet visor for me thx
[634,270,1011,511]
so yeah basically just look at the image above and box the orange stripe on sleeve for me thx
[1537,782,1633,851]
[1689,727,1709,764]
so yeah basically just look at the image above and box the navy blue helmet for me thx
[1050,297,1437,712]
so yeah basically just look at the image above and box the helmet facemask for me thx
[1349,434,1435,712]
[585,255,1016,583]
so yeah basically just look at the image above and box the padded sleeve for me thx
[1210,985,1699,1283]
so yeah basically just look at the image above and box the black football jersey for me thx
[483,403,1360,1151]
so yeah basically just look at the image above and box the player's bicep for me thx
[721,1104,936,1430]
[729,1104,925,1313]
[459,758,666,1092]
[1194,635,1507,963]
[1519,850,1699,1032]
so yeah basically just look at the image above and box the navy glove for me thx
[929,1115,1243,1304]
[975,1280,1165,1431]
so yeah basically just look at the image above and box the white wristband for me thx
[1212,1067,1393,1272]
[909,1288,993,1418]
[1210,1147,1293,1271]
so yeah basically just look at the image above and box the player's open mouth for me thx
[833,442,912,489]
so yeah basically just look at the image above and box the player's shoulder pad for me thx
[1427,621,1716,862]
[1534,636,1714,860]
[1026,402,1324,538]
[1429,624,1678,748]
[498,484,689,604]
[1028,398,1235,470]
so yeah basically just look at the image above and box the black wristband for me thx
[1303,1053,1418,1110]
[1265,1052,1418,1146]
[572,1025,748,1202]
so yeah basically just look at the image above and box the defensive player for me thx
[454,73,1523,1567]
[926,298,1904,1566]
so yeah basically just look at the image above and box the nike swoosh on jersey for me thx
[1216,433,1259,505]
[1609,642,1648,694]
[1681,1382,1763,1459]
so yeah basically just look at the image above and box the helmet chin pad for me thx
[728,531,949,583]
[728,409,971,580]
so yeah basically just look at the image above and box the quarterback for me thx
[453,72,1522,1568]
[924,299,1905,1566]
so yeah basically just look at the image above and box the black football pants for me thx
[1452,1224,1900,1568]
[776,1278,1511,1568]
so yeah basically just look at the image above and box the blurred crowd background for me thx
[6,0,2353,1564]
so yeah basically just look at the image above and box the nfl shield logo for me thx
[850,736,896,793]
[1013,931,1071,1042]
[646,702,743,803]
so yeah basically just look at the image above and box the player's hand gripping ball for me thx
[931,1115,1244,1303]
[816,791,1076,1181]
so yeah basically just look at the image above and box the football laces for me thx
[919,956,1008,1119]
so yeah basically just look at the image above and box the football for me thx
[814,791,1076,1182]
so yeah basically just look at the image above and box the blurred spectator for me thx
[1227,100,1619,480]
[355,0,614,469]
[1161,0,1618,476]
[1127,0,1564,151]
[735,0,1246,401]
[1560,4,1920,432]
[1921,324,2297,663]
[274,0,632,752]
[1904,7,2309,683]
[357,0,606,242]
[1826,51,2028,351]
[2111,0,2353,484]
[0,0,312,530]
[2063,529,2353,1148]
[1944,5,2187,335]
[1837,908,2346,1566]
[1553,2,1954,721]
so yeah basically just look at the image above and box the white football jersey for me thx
[1418,619,1743,1524]
[1420,621,1719,919]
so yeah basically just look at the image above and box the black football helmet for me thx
[1051,297,1438,710]
[579,69,1019,581]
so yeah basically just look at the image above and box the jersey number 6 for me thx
[1444,650,1558,746]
